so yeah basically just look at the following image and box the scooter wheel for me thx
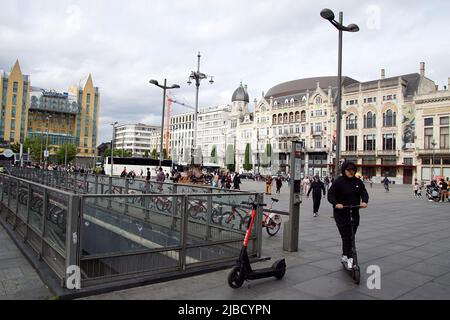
[352,268,360,285]
[266,221,281,236]
[273,259,286,279]
[228,266,244,289]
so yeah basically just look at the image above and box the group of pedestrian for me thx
[211,171,242,190]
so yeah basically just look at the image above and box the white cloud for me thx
[1,0,449,144]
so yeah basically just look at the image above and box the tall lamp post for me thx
[187,52,214,166]
[110,121,118,176]
[320,8,359,178]
[44,115,52,168]
[431,139,437,180]
[149,79,180,168]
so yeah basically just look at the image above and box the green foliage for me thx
[261,143,272,168]
[162,148,167,159]
[210,145,217,163]
[56,143,77,164]
[103,148,132,157]
[10,142,21,153]
[151,148,158,159]
[23,137,44,162]
[144,150,149,158]
[243,143,253,171]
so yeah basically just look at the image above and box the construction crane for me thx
[165,94,195,159]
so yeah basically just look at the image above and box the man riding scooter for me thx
[327,161,369,270]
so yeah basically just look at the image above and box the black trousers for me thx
[313,197,321,213]
[333,209,360,257]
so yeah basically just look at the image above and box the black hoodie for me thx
[327,161,369,207]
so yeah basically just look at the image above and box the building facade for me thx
[169,112,194,164]
[0,60,30,144]
[414,80,450,181]
[1,60,100,161]
[114,123,160,157]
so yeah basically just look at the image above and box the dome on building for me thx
[231,83,249,103]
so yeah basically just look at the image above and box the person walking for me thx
[146,168,151,181]
[221,173,226,189]
[327,161,369,269]
[276,175,283,194]
[413,179,420,198]
[156,167,165,191]
[225,173,232,189]
[307,175,326,217]
[265,175,272,195]
[439,178,448,202]
[382,175,390,192]
[302,176,310,195]
[233,172,241,190]
[120,167,127,178]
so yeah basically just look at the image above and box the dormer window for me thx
[315,96,322,104]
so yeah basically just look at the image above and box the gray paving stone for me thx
[355,278,414,300]
[405,262,450,277]
[253,286,319,300]
[433,272,450,286]
[398,282,450,300]
[378,254,424,266]
[308,258,344,272]
[328,290,378,300]
[293,275,356,298]
[282,264,331,285]
[383,269,434,288]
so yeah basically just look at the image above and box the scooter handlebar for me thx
[241,201,267,207]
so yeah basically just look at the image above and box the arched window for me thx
[283,113,288,123]
[295,111,300,121]
[290,98,295,104]
[315,96,322,104]
[383,109,396,127]
[278,114,282,123]
[302,96,307,101]
[289,112,294,122]
[285,99,289,104]
[272,114,277,124]
[301,110,306,122]
[364,111,376,128]
[346,113,357,130]
[274,101,278,106]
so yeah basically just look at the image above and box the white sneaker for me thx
[313,213,317,217]
[347,257,354,269]
[341,255,348,264]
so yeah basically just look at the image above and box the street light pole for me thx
[431,139,437,180]
[149,79,180,168]
[187,52,214,166]
[45,115,51,168]
[110,121,118,176]
[320,8,359,179]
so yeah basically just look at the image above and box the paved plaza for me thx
[0,223,53,300]
[1,178,450,300]
[78,180,450,300]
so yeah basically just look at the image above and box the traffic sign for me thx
[3,149,14,158]
[44,150,49,158]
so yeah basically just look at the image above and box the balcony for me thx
[341,150,358,156]
[377,149,398,156]
[312,130,323,137]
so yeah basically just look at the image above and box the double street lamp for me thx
[149,79,180,168]
[187,52,214,166]
[320,8,359,178]
[431,139,437,180]
[44,115,52,168]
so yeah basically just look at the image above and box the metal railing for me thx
[1,167,265,289]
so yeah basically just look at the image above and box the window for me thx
[13,82,18,93]
[440,116,449,126]
[364,112,376,128]
[346,113,357,129]
[440,127,449,149]
[301,111,306,122]
[364,134,376,150]
[424,118,433,126]
[346,136,357,151]
[289,112,294,122]
[383,133,396,150]
[315,138,322,148]
[315,96,322,104]
[272,114,277,123]
[295,111,300,121]
[383,109,396,127]
[424,127,433,149]
[404,158,413,165]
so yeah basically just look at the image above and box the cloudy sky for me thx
[1,0,449,144]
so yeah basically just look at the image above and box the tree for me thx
[24,137,44,162]
[226,144,235,172]
[210,145,217,163]
[261,143,272,168]
[243,143,253,171]
[10,142,21,153]
[56,143,77,164]
[103,148,132,158]
[162,148,167,159]
[144,150,149,158]
[151,148,158,159]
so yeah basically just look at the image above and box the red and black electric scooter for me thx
[227,200,286,288]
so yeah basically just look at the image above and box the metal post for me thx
[65,194,81,288]
[108,176,112,209]
[255,193,264,257]
[160,79,167,168]
[192,54,200,165]
[24,183,31,242]
[334,12,343,179]
[40,188,48,260]
[124,178,129,214]
[171,184,178,230]
[205,189,212,240]
[179,195,188,271]
[283,141,302,252]
[94,175,98,205]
